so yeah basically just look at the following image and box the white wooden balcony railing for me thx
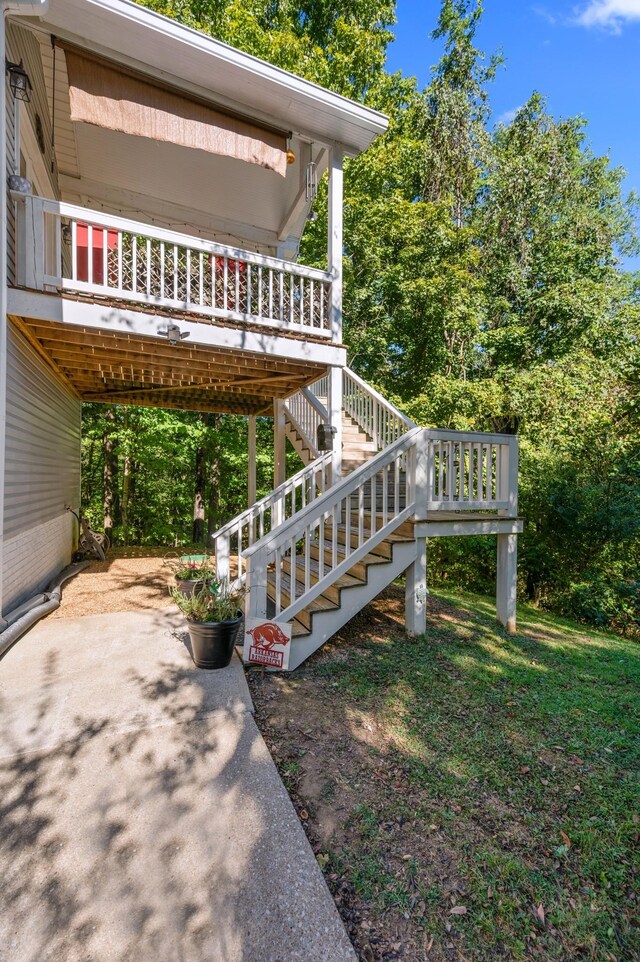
[12,193,334,338]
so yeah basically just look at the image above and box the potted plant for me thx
[164,553,214,598]
[170,578,244,669]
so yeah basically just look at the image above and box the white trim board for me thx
[7,288,348,367]
[414,518,524,538]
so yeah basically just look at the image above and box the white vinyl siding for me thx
[2,323,81,615]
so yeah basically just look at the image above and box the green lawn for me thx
[291,590,639,961]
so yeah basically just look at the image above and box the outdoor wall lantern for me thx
[6,60,32,102]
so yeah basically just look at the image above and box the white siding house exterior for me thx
[2,321,80,614]
[0,0,521,661]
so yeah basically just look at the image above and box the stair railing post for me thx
[246,553,268,619]
[405,431,430,637]
[215,534,230,582]
[273,399,286,524]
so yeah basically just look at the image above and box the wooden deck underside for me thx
[9,313,327,415]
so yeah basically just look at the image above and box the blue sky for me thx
[386,1,640,219]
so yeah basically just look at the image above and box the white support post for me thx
[405,429,429,636]
[496,533,518,634]
[413,429,431,522]
[327,146,343,344]
[405,537,427,637]
[246,556,268,619]
[328,365,343,486]
[215,535,230,583]
[248,414,257,508]
[273,399,286,523]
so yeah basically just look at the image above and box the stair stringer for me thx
[283,415,315,465]
[285,539,418,671]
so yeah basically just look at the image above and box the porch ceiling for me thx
[11,317,325,416]
[36,33,326,254]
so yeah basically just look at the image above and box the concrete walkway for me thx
[0,609,356,962]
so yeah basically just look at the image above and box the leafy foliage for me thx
[170,578,244,622]
[80,0,640,637]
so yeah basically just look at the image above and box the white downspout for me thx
[0,0,48,617]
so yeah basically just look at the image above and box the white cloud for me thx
[575,0,640,31]
[496,107,522,126]
[532,5,558,25]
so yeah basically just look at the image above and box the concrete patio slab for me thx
[0,609,253,758]
[0,610,356,962]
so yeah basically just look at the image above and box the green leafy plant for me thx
[170,579,244,623]
[163,553,214,581]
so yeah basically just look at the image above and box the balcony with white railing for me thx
[11,193,335,340]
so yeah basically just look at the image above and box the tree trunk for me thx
[192,417,207,544]
[103,407,118,543]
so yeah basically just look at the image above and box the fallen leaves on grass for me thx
[533,904,546,926]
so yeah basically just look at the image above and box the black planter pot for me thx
[187,614,243,669]
[175,577,205,598]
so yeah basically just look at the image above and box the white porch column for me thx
[405,429,429,636]
[328,366,343,485]
[327,146,344,485]
[273,399,286,487]
[496,534,518,634]
[248,414,257,508]
[327,146,343,344]
[405,537,427,637]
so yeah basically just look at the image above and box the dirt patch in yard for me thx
[45,548,175,619]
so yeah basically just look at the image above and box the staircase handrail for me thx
[283,386,328,457]
[243,429,421,561]
[243,428,422,624]
[210,453,329,540]
[300,386,328,419]
[342,368,416,449]
[212,452,332,581]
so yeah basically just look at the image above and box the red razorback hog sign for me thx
[244,618,292,670]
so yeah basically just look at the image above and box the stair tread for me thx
[267,571,338,617]
[283,556,366,590]
[322,522,414,544]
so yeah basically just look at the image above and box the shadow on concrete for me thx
[0,609,354,962]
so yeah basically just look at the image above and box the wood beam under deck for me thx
[20,322,327,373]
[9,312,329,417]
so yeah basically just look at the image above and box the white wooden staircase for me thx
[213,369,521,670]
